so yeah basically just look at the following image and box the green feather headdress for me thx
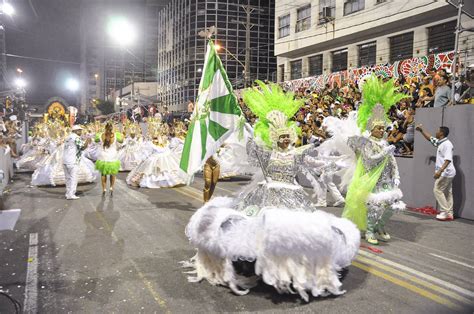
[357,74,408,132]
[242,80,304,147]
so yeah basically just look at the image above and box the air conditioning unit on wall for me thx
[322,7,332,19]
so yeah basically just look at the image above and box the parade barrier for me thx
[0,146,14,210]
[397,106,473,220]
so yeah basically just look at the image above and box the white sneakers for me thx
[66,195,80,200]
[436,212,454,221]
[333,200,346,207]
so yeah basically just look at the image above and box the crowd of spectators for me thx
[239,67,473,157]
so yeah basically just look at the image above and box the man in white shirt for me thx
[416,125,456,221]
[63,125,90,200]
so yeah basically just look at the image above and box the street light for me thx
[107,16,136,46]
[0,3,14,16]
[15,78,26,89]
[65,78,79,92]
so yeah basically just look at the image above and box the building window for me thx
[278,14,290,38]
[343,0,365,16]
[389,32,414,63]
[296,5,311,33]
[308,55,323,76]
[332,49,348,72]
[428,21,456,54]
[290,60,302,80]
[358,42,376,67]
[279,64,285,82]
[319,0,335,24]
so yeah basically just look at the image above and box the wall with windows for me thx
[275,0,474,82]
[157,0,276,111]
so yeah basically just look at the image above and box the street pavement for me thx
[0,173,473,313]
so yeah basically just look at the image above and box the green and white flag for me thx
[180,40,242,175]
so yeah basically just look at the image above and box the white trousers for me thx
[317,181,345,205]
[434,176,454,215]
[63,164,79,198]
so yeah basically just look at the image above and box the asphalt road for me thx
[0,173,473,313]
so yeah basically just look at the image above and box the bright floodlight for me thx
[66,78,79,92]
[15,78,26,88]
[1,3,14,16]
[107,16,137,46]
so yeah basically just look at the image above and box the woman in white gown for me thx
[31,126,98,186]
[16,136,50,171]
[168,121,187,154]
[118,124,149,171]
[126,123,189,188]
[215,128,257,179]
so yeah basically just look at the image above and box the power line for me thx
[4,53,80,65]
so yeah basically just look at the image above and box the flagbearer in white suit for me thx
[63,125,90,200]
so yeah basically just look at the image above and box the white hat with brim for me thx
[71,125,83,131]
[9,115,17,121]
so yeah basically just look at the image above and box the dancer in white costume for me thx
[183,82,360,301]
[168,121,187,154]
[118,123,148,171]
[31,125,98,187]
[63,125,91,199]
[16,136,50,171]
[316,76,406,245]
[303,154,346,208]
[215,128,257,179]
[126,122,190,188]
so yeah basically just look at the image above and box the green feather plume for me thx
[357,74,408,131]
[242,80,304,147]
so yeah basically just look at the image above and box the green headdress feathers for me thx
[242,80,304,147]
[357,74,408,132]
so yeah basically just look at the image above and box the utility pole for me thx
[232,1,263,87]
[0,9,8,92]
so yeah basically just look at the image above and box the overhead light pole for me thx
[107,16,137,115]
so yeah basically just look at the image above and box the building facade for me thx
[157,0,277,112]
[275,0,474,82]
[79,0,166,113]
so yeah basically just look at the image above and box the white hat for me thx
[71,125,83,131]
[9,115,17,121]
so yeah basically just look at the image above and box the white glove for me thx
[384,145,396,155]
[393,178,400,187]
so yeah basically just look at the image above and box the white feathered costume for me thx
[184,196,360,301]
[183,81,360,301]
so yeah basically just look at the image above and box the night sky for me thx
[5,0,82,107]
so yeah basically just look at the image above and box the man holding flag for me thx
[180,40,242,202]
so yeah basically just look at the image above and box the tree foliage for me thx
[96,100,115,115]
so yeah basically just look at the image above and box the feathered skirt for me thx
[183,196,360,301]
